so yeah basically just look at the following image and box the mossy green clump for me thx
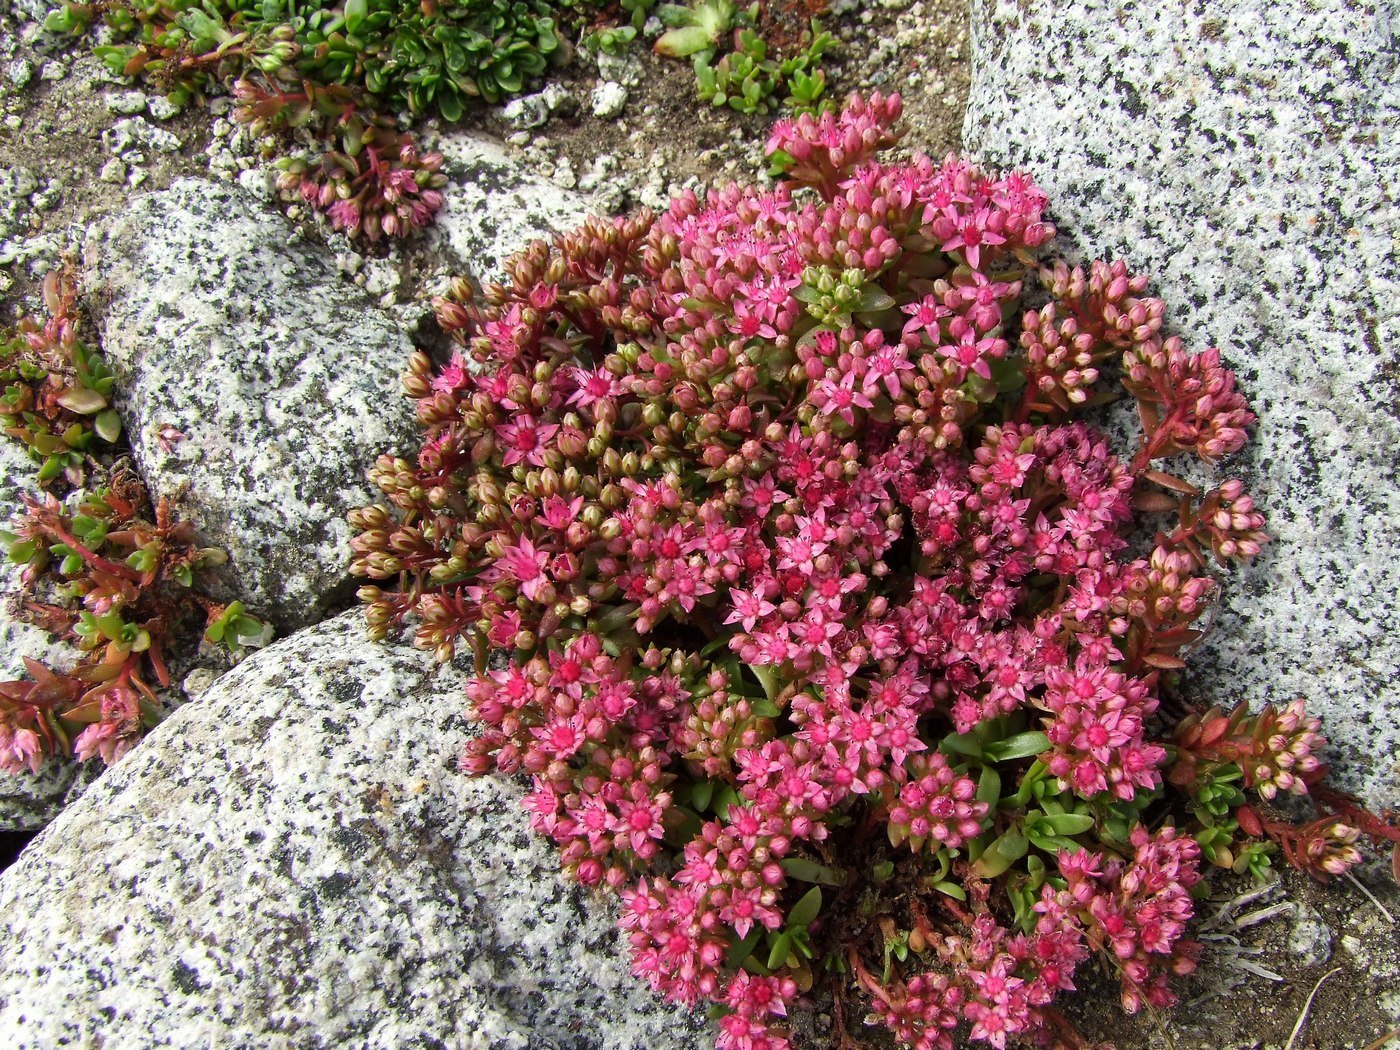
[47,0,580,120]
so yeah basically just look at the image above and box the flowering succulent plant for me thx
[1,270,122,486]
[1,271,269,777]
[351,94,1399,1047]
[0,477,247,773]
[42,0,475,241]
[233,80,447,242]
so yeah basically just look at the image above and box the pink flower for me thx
[432,350,471,393]
[327,199,361,233]
[566,366,622,409]
[495,414,559,467]
[0,724,43,775]
[938,329,1005,381]
[349,91,1299,1050]
[725,584,776,632]
[72,720,136,766]
[499,536,551,601]
[862,341,915,399]
[540,494,584,530]
[611,791,669,855]
[902,295,950,343]
[936,206,1006,270]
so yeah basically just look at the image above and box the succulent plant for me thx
[42,0,589,239]
[0,271,269,777]
[233,79,448,242]
[51,0,579,116]
[1,270,121,487]
[351,93,1399,1049]
[693,23,829,116]
[653,0,741,58]
[653,1,831,116]
[1,473,268,774]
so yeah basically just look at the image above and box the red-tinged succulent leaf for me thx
[1131,488,1179,513]
[1144,469,1199,496]
[1197,716,1231,748]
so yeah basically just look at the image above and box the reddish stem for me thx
[37,520,144,583]
[846,945,896,1008]
[1130,403,1187,474]
[1314,786,1400,845]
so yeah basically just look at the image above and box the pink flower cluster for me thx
[870,970,964,1050]
[884,752,987,853]
[275,129,446,242]
[1037,827,1202,1014]
[0,721,42,776]
[346,93,1394,1049]
[854,908,1089,1049]
[1041,655,1164,801]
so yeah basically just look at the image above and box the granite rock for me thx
[0,752,95,834]
[500,91,551,130]
[431,133,596,283]
[83,179,419,633]
[591,80,628,120]
[964,0,1400,805]
[0,442,98,830]
[0,612,713,1049]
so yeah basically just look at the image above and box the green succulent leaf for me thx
[656,25,716,58]
[93,409,122,443]
[765,929,796,971]
[780,857,848,886]
[971,830,1029,879]
[984,730,1051,762]
[55,386,107,416]
[788,885,822,928]
[1040,812,1096,837]
[344,0,368,35]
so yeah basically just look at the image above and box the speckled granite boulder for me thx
[0,612,712,1049]
[431,134,595,282]
[963,0,1400,805]
[0,442,99,830]
[0,753,95,834]
[83,180,418,633]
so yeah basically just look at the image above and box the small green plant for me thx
[232,79,447,242]
[694,27,776,113]
[0,270,268,776]
[693,23,830,115]
[653,0,742,58]
[51,0,578,117]
[1,271,122,487]
[42,0,586,238]
[619,0,658,29]
[582,23,638,56]
[653,1,830,116]
[783,64,826,114]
